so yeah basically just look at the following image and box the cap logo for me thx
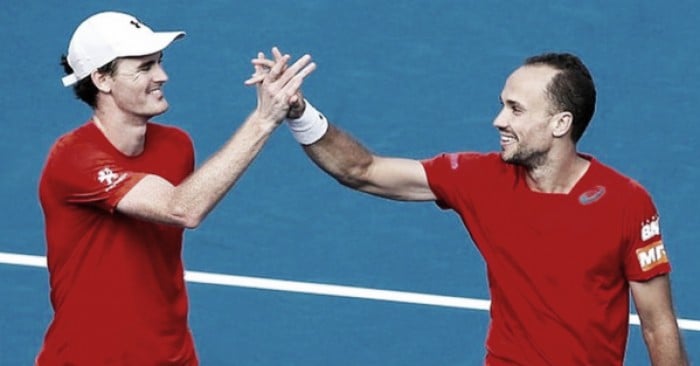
[130,19,142,29]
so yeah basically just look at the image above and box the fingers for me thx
[244,57,276,85]
[245,47,314,88]
[265,55,291,90]
[280,59,316,96]
[272,47,284,62]
[246,48,315,90]
[273,54,314,89]
[245,47,316,122]
[244,74,265,86]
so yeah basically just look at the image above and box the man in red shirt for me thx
[37,12,315,365]
[251,50,689,364]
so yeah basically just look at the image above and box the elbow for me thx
[169,204,204,229]
[180,217,202,229]
[335,164,372,190]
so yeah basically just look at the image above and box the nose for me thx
[152,63,168,83]
[493,107,507,129]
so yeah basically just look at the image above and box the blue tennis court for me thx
[1,1,698,364]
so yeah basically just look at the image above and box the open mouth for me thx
[147,88,163,97]
[500,134,517,146]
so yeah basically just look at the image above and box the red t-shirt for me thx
[422,152,670,365]
[36,121,198,365]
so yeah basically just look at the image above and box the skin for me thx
[493,64,589,194]
[250,50,689,365]
[91,47,316,228]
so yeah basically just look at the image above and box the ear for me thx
[91,70,112,93]
[551,111,573,138]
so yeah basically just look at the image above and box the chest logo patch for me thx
[578,185,606,205]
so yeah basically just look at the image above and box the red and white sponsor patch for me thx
[635,240,668,271]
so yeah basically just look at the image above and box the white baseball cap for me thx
[62,11,185,87]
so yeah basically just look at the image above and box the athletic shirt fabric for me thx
[36,121,198,365]
[421,152,670,365]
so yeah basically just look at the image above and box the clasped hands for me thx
[245,47,312,122]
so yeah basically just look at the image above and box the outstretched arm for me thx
[630,274,689,365]
[301,121,435,201]
[117,51,316,228]
[247,47,435,201]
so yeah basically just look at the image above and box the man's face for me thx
[492,65,560,168]
[106,52,170,119]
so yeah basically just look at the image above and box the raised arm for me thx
[246,47,435,201]
[630,274,689,365]
[301,121,435,201]
[117,52,316,228]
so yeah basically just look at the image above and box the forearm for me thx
[170,112,278,226]
[642,324,689,366]
[303,124,375,190]
[286,99,434,200]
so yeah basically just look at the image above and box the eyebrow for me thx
[139,59,158,69]
[125,52,163,68]
[500,97,525,110]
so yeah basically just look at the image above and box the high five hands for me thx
[245,47,309,120]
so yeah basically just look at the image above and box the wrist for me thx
[250,110,281,134]
[285,99,328,145]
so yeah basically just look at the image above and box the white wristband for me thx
[285,99,329,145]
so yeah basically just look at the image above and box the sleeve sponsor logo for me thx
[97,167,128,192]
[640,215,660,241]
[635,240,668,271]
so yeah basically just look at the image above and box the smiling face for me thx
[98,52,170,119]
[493,65,562,168]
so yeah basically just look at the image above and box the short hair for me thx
[524,53,596,143]
[61,55,117,108]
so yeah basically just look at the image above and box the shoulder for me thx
[423,151,504,170]
[147,121,192,143]
[421,152,514,191]
[45,123,103,164]
[587,156,654,206]
[145,122,194,158]
[590,157,649,193]
[40,123,110,191]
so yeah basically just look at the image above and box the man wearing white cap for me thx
[36,11,314,365]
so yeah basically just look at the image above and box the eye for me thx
[139,62,156,71]
[511,105,523,115]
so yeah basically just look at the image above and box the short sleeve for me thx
[622,181,671,281]
[44,139,146,213]
[421,152,485,210]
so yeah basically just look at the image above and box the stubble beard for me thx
[501,145,548,169]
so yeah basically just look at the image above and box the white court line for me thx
[2,251,699,332]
